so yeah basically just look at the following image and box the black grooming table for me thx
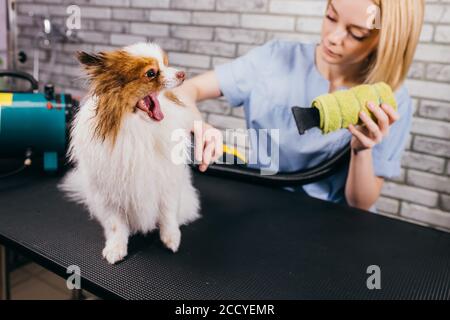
[0,167,449,300]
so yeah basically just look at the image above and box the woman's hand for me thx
[192,121,224,172]
[348,102,400,153]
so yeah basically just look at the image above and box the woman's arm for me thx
[345,101,400,210]
[171,71,224,172]
[345,149,384,210]
[172,70,223,118]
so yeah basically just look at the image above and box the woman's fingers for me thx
[212,135,224,163]
[349,124,375,149]
[349,103,401,152]
[193,124,204,163]
[200,140,215,172]
[204,127,224,167]
[360,110,383,144]
[193,122,224,172]
[380,103,400,125]
[367,102,389,137]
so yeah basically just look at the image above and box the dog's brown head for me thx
[77,43,185,145]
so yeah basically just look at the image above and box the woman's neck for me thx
[315,44,363,91]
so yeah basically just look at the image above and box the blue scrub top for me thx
[214,40,413,212]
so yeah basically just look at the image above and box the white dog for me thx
[59,43,201,264]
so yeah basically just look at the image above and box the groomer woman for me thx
[172,0,425,212]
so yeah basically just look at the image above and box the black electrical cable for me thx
[0,164,28,179]
[0,148,33,179]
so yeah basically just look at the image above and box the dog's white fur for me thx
[58,43,201,264]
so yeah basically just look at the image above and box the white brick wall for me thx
[0,0,7,68]
[12,0,450,232]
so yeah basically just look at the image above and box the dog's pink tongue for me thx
[150,93,164,121]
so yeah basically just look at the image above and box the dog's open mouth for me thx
[136,93,164,121]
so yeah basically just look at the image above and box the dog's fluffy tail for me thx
[57,168,87,205]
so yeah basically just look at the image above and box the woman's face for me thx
[320,0,380,66]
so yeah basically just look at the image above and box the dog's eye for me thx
[146,69,158,78]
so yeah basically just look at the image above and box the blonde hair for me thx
[326,0,425,91]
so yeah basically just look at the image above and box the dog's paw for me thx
[102,240,128,264]
[160,228,181,253]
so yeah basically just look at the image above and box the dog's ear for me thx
[76,51,105,68]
